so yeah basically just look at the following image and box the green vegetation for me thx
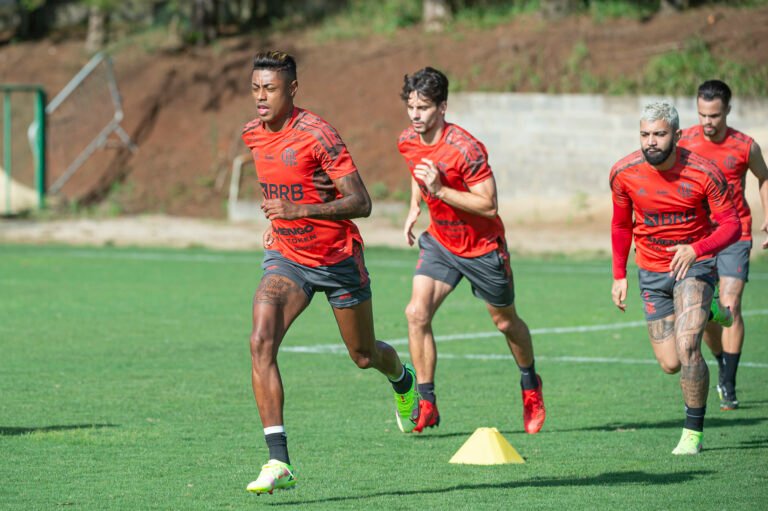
[2,244,767,509]
[642,37,768,96]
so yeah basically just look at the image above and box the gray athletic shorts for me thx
[414,232,515,308]
[637,258,717,321]
[261,243,371,308]
[715,240,752,282]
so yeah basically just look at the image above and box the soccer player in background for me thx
[610,101,740,454]
[678,80,768,410]
[396,67,545,435]
[241,51,417,494]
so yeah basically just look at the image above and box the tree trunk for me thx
[660,0,690,13]
[84,5,108,54]
[423,0,451,33]
[192,0,218,45]
[540,0,580,20]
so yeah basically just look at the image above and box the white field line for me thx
[282,309,768,369]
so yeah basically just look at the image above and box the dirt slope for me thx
[1,5,767,218]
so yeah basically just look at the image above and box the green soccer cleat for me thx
[671,428,703,455]
[710,292,733,328]
[394,363,418,433]
[717,385,740,411]
[246,460,297,494]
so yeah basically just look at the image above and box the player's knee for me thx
[659,361,680,374]
[349,350,374,370]
[405,302,431,328]
[249,329,276,359]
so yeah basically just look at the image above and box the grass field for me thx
[1,243,767,510]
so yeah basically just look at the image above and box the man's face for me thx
[406,91,445,137]
[251,69,296,131]
[640,119,678,166]
[697,97,729,139]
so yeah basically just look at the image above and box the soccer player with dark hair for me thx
[396,66,545,435]
[610,101,740,454]
[241,50,417,494]
[678,79,768,410]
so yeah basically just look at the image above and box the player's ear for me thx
[725,103,731,116]
[289,80,298,98]
[674,129,682,143]
[439,101,447,115]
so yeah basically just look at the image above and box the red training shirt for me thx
[242,107,363,267]
[679,125,754,241]
[397,123,505,257]
[610,147,739,278]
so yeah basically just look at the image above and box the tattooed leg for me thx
[250,274,310,427]
[673,278,713,408]
[646,314,679,374]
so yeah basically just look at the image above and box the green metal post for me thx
[34,89,46,208]
[3,91,11,215]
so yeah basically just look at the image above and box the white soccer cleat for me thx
[246,459,297,494]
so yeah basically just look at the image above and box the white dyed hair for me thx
[640,101,679,132]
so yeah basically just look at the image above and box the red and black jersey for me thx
[679,125,754,241]
[397,123,505,257]
[242,107,363,267]
[610,147,738,275]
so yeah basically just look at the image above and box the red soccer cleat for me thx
[522,375,546,434]
[413,400,441,433]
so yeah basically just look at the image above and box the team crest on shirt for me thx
[677,183,693,198]
[723,155,737,170]
[282,147,297,167]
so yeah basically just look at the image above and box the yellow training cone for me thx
[449,427,525,465]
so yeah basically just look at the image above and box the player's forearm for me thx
[435,187,497,218]
[300,194,372,220]
[611,202,633,279]
[691,209,740,256]
[759,177,768,225]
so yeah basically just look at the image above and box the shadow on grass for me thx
[0,424,118,436]
[554,415,768,433]
[267,469,714,506]
[704,437,768,452]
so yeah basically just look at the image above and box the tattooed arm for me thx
[261,172,372,221]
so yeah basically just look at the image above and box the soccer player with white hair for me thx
[610,101,740,454]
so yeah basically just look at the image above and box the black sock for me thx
[390,365,413,394]
[684,405,706,432]
[519,361,538,390]
[265,432,290,464]
[417,382,436,404]
[722,351,741,395]
[714,352,725,385]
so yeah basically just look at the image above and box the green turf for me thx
[1,244,766,510]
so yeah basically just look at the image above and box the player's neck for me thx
[264,106,295,133]
[419,120,445,146]
[652,147,679,172]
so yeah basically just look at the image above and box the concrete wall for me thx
[449,93,768,225]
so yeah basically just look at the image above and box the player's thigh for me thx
[646,314,679,373]
[332,299,377,354]
[253,254,312,344]
[408,275,455,322]
[718,276,745,311]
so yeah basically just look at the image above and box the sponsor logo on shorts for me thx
[337,293,352,301]
[642,291,657,315]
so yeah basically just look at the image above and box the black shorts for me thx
[715,240,751,282]
[637,258,717,321]
[414,231,515,308]
[261,243,371,308]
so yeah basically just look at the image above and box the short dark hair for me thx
[252,50,297,82]
[400,67,449,105]
[697,80,731,107]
